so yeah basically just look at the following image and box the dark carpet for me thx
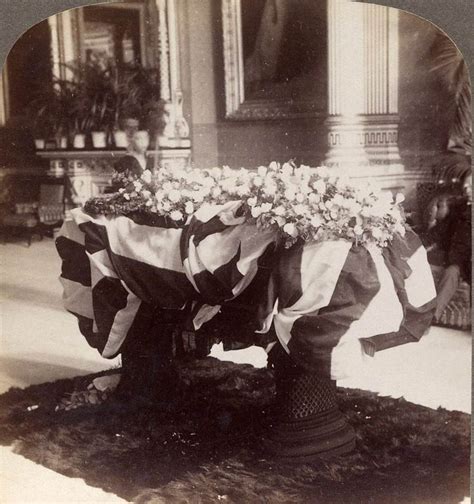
[0,358,470,504]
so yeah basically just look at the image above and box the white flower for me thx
[247,196,257,207]
[142,190,151,199]
[263,182,277,196]
[123,193,130,200]
[312,180,326,194]
[192,191,205,203]
[371,228,383,239]
[310,215,323,227]
[133,181,143,192]
[236,185,248,197]
[284,188,296,201]
[163,182,173,191]
[162,201,171,212]
[275,216,286,227]
[211,167,222,179]
[170,210,184,221]
[283,222,298,237]
[257,166,268,177]
[253,176,263,187]
[251,206,263,218]
[274,205,285,216]
[141,170,152,184]
[168,189,180,203]
[296,193,305,203]
[360,206,372,218]
[281,163,294,177]
[347,200,362,214]
[395,193,405,204]
[202,177,215,188]
[308,193,320,204]
[211,186,222,198]
[185,201,194,214]
[261,202,273,212]
[354,225,363,235]
[294,204,306,216]
[269,161,279,171]
[332,194,344,206]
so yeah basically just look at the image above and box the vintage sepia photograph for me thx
[0,0,471,502]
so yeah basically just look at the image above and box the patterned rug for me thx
[0,359,470,504]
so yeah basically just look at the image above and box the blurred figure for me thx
[114,130,150,179]
[422,168,472,319]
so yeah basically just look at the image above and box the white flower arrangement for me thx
[90,162,407,249]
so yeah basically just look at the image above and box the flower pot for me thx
[73,133,86,149]
[57,136,68,149]
[113,130,128,149]
[134,130,150,153]
[34,139,46,150]
[92,131,107,149]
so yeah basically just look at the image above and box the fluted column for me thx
[325,0,403,178]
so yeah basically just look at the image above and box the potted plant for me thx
[85,60,117,149]
[114,64,162,149]
[70,90,93,149]
[28,86,57,149]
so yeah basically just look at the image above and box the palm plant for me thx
[118,65,162,128]
[430,32,471,155]
[427,32,471,189]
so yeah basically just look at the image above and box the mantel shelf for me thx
[36,149,190,160]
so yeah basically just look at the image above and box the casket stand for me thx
[56,201,436,462]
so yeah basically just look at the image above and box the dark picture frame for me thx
[222,0,328,120]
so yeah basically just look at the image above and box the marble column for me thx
[325,0,403,178]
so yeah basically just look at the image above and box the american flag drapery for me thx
[57,205,436,380]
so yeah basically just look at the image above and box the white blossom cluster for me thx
[114,161,407,248]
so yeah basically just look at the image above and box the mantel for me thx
[35,149,190,160]
[36,147,192,207]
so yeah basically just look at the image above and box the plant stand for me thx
[265,347,356,462]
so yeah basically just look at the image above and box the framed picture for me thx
[222,0,328,120]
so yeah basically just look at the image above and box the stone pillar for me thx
[325,0,403,179]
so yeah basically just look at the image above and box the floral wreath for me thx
[84,161,407,249]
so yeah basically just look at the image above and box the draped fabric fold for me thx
[57,206,436,379]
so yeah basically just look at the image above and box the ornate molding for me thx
[222,0,244,118]
[156,0,171,101]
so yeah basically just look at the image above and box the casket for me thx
[57,201,436,382]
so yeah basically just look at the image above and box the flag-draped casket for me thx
[57,202,436,380]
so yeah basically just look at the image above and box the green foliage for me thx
[28,58,163,138]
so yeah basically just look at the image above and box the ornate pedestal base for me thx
[265,350,355,462]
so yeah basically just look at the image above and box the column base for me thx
[325,115,404,180]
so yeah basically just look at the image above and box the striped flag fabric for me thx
[258,228,437,380]
[57,206,436,380]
